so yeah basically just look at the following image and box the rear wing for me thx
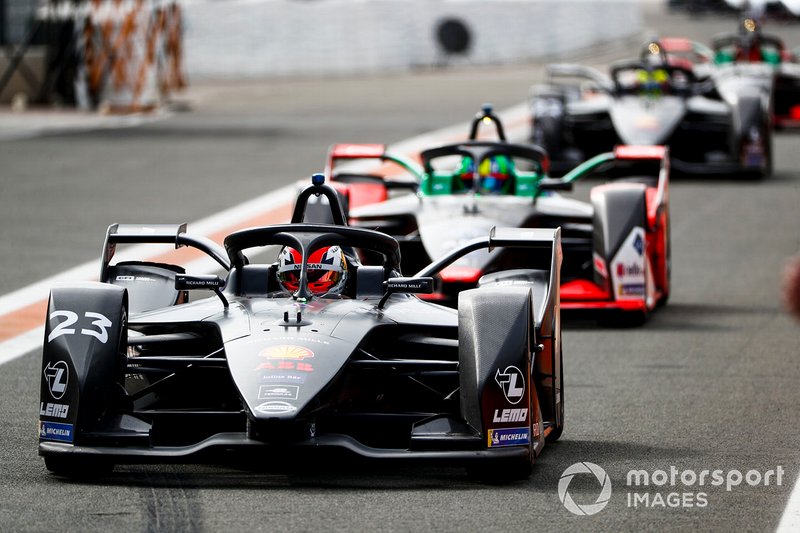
[416,227,561,281]
[614,145,666,161]
[560,145,668,183]
[324,143,424,183]
[325,143,387,176]
[660,37,714,64]
[100,223,229,282]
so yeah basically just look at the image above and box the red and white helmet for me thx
[277,245,348,295]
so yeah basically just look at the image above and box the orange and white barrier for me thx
[78,0,185,112]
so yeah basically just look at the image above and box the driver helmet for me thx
[477,156,514,195]
[636,68,669,97]
[454,155,514,194]
[277,245,348,295]
[454,156,476,191]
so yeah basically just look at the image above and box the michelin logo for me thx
[488,427,531,447]
[39,421,74,443]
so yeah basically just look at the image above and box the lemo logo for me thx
[558,462,613,516]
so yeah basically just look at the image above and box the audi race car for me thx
[659,19,800,130]
[38,176,564,480]
[706,17,800,130]
[529,44,773,178]
[348,106,671,324]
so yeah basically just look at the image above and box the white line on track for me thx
[0,102,530,366]
[776,473,800,532]
[0,327,44,366]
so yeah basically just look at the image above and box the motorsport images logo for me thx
[558,462,612,516]
[558,463,785,515]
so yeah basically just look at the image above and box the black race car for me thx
[530,47,772,178]
[38,176,564,480]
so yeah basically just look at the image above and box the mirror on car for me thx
[175,274,228,308]
[538,178,573,191]
[175,274,224,291]
[384,277,435,294]
[378,277,435,309]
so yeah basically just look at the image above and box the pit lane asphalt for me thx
[2,5,800,532]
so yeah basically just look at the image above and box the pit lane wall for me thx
[183,0,642,79]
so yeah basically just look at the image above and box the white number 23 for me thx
[48,311,113,344]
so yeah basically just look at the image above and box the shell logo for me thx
[258,345,315,360]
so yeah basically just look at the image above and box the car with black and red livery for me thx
[38,175,564,481]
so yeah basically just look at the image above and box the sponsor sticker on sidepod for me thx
[612,227,646,300]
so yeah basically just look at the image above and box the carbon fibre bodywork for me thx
[38,179,563,480]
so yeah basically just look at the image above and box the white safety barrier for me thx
[182,0,643,79]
